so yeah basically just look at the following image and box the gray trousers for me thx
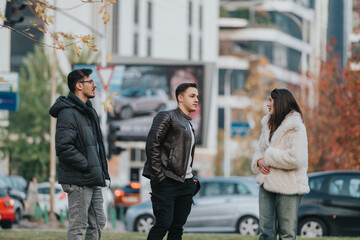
[61,184,106,240]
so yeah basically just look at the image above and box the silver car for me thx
[124,177,260,235]
[113,87,168,119]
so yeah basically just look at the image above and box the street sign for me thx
[0,73,19,111]
[231,122,250,137]
[96,66,115,90]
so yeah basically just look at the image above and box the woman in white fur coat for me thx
[252,88,310,240]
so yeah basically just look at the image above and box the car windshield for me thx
[120,88,143,97]
[0,188,6,198]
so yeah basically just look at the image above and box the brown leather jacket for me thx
[143,108,195,183]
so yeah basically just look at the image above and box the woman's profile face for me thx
[266,97,274,115]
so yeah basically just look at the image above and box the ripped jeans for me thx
[147,177,197,240]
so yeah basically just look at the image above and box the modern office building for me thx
[217,0,327,176]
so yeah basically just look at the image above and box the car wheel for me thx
[299,217,327,237]
[134,214,155,233]
[120,106,133,119]
[237,216,259,235]
[1,220,13,229]
[14,208,22,223]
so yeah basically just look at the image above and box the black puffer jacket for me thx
[49,92,110,187]
[143,108,195,183]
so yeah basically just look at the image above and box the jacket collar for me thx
[68,91,93,109]
[176,107,192,121]
[261,111,303,144]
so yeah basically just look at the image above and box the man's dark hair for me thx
[175,83,197,102]
[67,68,93,92]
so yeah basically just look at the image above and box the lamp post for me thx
[223,69,232,177]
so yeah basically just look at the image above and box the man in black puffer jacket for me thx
[143,83,201,240]
[49,68,110,240]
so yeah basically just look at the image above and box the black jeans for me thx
[147,177,197,240]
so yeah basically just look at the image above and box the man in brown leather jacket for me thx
[143,83,200,240]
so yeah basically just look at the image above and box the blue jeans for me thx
[62,184,106,240]
[259,185,302,240]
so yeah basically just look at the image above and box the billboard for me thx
[0,73,19,111]
[73,64,204,144]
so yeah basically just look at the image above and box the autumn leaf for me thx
[37,27,46,33]
[98,3,110,14]
[102,12,110,24]
[75,45,82,57]
[0,11,7,21]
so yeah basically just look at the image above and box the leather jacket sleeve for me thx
[145,111,171,182]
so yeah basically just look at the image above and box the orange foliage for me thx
[305,40,360,172]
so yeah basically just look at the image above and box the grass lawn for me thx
[0,230,359,240]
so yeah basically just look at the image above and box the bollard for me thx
[66,207,69,220]
[111,207,116,229]
[60,209,64,226]
[35,204,42,220]
[44,205,48,224]
[119,206,124,221]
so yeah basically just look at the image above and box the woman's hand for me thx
[257,158,270,175]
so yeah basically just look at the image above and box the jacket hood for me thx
[49,92,93,118]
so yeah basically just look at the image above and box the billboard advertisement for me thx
[73,64,204,144]
[0,72,19,111]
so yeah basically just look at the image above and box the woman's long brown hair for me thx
[268,88,303,142]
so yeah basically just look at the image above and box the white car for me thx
[37,182,68,218]
[37,182,114,220]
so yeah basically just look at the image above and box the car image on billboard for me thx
[73,64,204,144]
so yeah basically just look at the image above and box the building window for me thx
[147,37,152,57]
[188,1,192,26]
[134,0,139,24]
[188,34,192,60]
[199,5,203,30]
[147,1,152,29]
[130,148,147,162]
[218,108,224,129]
[218,69,247,95]
[134,33,139,56]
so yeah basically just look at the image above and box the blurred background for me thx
[0,0,359,235]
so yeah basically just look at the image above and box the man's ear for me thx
[178,94,183,103]
[75,82,83,91]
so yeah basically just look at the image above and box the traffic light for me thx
[107,124,125,158]
[4,1,27,26]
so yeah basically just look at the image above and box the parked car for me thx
[113,182,141,217]
[0,175,26,223]
[124,177,259,235]
[37,182,68,218]
[7,175,27,193]
[0,186,15,229]
[113,87,168,119]
[298,170,360,237]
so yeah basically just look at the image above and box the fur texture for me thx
[252,111,310,195]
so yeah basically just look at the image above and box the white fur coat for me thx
[251,111,310,195]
